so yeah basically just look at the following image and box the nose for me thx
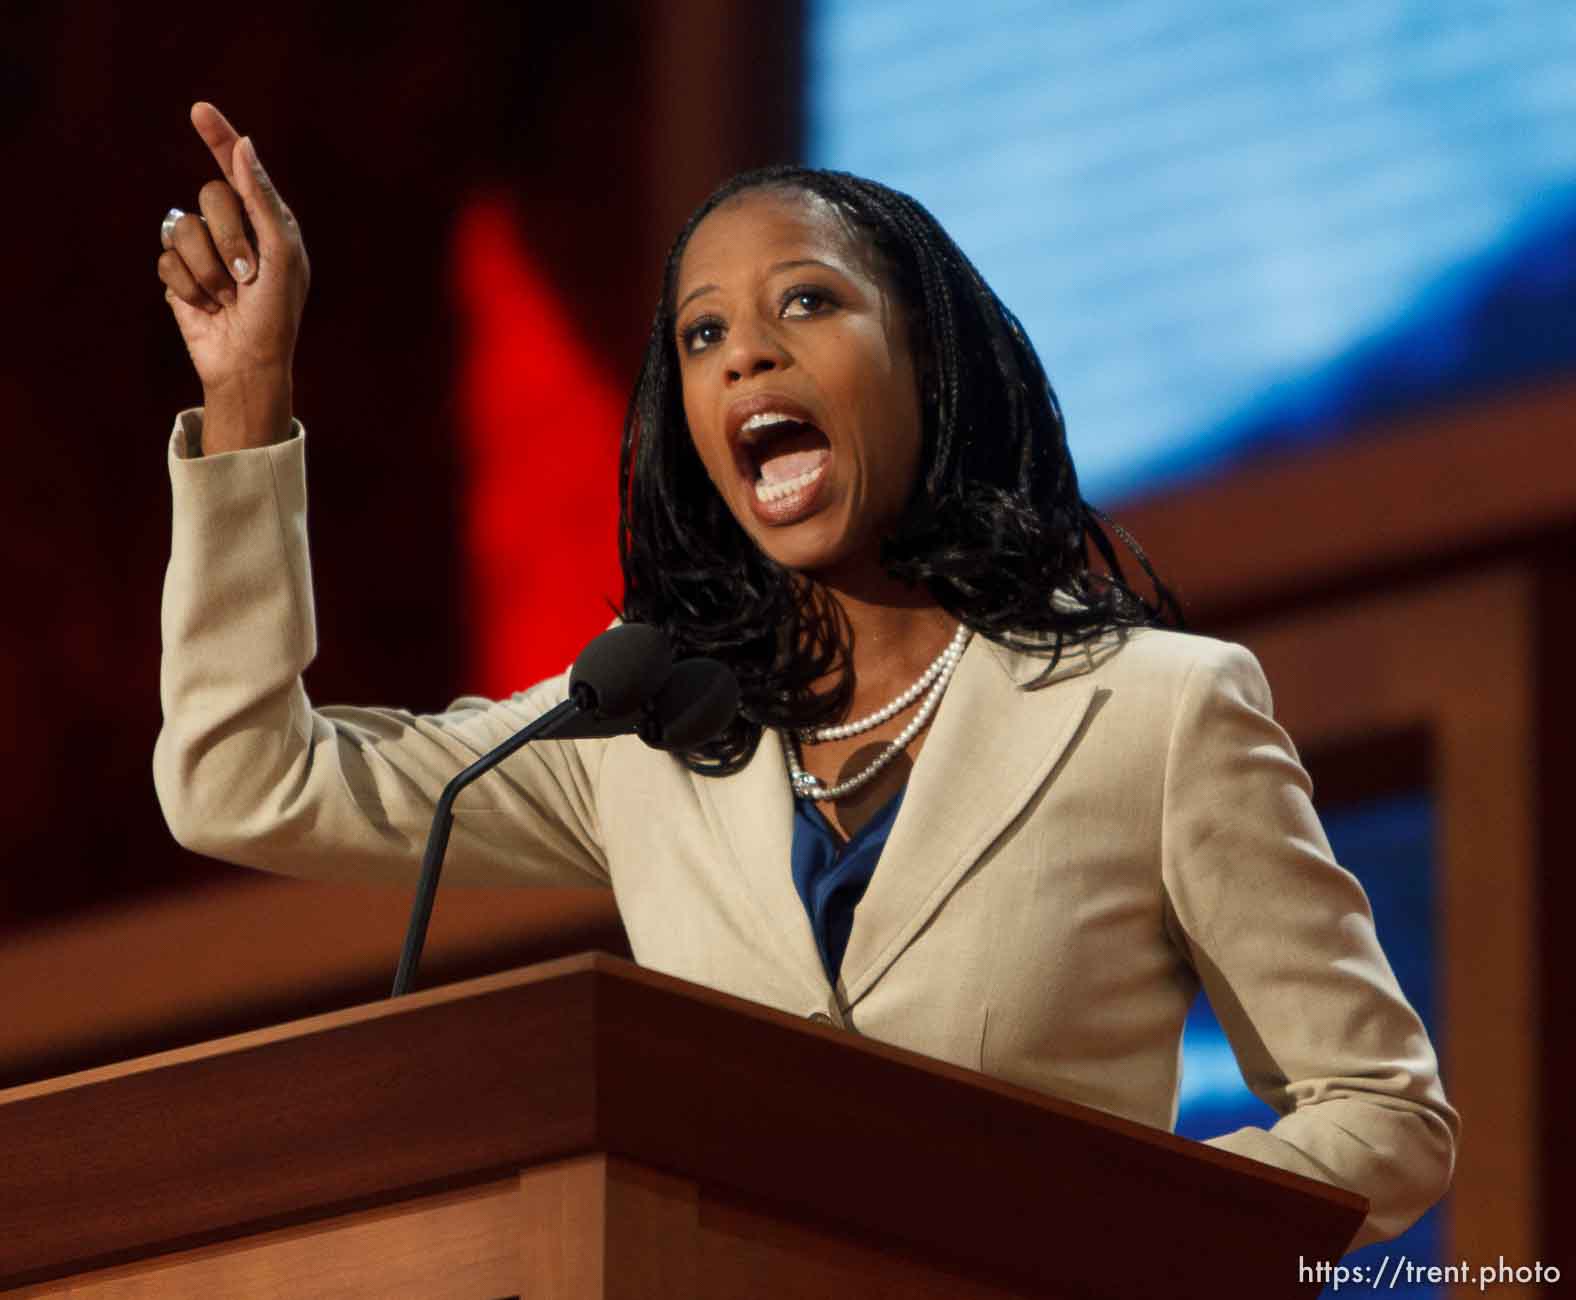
[722,317,789,384]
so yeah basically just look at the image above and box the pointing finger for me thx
[190,101,242,185]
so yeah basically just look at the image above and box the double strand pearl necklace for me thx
[782,623,972,801]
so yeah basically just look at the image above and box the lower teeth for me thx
[755,464,823,502]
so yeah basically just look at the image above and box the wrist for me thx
[199,370,295,455]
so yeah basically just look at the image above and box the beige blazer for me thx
[155,415,1457,1248]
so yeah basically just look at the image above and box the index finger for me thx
[191,101,242,184]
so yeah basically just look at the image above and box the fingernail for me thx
[243,136,265,175]
[232,257,253,281]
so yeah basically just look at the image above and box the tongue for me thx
[758,447,828,485]
[755,425,830,484]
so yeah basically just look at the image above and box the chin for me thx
[727,493,884,581]
[759,529,878,585]
[757,539,846,577]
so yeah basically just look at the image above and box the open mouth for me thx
[738,412,831,504]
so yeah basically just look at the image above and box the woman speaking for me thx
[154,102,1456,1249]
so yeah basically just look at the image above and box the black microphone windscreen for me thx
[642,658,740,750]
[568,624,672,718]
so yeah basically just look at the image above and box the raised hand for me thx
[158,103,310,453]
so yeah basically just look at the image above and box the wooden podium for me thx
[0,953,1363,1298]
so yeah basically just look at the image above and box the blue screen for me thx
[809,2,1576,501]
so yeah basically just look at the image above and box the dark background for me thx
[0,1,798,925]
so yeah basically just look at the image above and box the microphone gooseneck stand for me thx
[390,627,741,998]
[390,693,583,998]
[390,623,675,997]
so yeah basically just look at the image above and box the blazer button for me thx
[808,1010,834,1024]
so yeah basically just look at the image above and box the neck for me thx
[810,563,958,712]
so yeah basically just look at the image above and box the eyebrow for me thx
[675,259,841,318]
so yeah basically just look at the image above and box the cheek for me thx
[865,367,923,495]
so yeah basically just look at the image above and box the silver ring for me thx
[160,207,184,251]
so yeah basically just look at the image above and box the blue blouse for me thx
[790,787,905,983]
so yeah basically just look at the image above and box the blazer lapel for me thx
[837,636,1100,1007]
[695,730,832,1003]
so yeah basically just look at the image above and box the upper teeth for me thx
[740,412,802,435]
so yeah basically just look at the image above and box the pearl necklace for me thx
[802,621,972,742]
[782,624,972,801]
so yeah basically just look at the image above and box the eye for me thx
[781,287,833,319]
[680,315,725,355]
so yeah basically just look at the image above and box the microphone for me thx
[390,624,672,997]
[389,630,741,996]
[638,657,740,750]
[563,623,672,721]
[548,656,740,747]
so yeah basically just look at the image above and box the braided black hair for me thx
[619,165,1179,773]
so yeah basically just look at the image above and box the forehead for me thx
[675,189,876,295]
